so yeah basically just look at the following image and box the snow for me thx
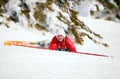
[73,0,91,17]
[0,17,120,79]
[6,0,21,15]
[0,0,120,79]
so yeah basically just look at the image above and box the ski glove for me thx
[57,48,69,51]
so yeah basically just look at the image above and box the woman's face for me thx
[56,35,64,41]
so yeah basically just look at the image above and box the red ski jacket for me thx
[49,36,76,52]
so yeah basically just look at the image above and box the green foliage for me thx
[97,0,120,21]
[34,2,54,23]
[0,0,8,13]
[114,0,120,8]
[34,23,48,31]
[0,0,8,7]
[20,2,30,19]
[9,11,19,23]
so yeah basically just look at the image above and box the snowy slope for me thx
[0,18,120,79]
[77,17,120,58]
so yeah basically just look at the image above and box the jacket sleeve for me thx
[48,36,58,50]
[66,37,76,52]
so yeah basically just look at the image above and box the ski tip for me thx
[109,56,114,58]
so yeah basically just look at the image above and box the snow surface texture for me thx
[0,17,120,79]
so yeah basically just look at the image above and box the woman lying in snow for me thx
[48,29,76,52]
[17,29,77,52]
